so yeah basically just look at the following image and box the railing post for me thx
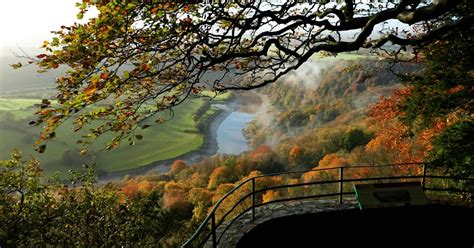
[421,163,427,190]
[339,167,344,204]
[211,212,217,248]
[251,178,256,220]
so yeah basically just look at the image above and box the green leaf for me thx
[124,71,130,78]
[126,3,136,10]
[52,37,60,46]
[77,12,84,20]
[10,62,22,69]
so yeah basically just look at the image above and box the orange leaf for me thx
[100,73,108,80]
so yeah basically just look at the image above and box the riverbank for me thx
[97,94,244,182]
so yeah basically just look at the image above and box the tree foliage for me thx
[399,28,473,130]
[428,120,473,176]
[15,0,471,150]
[0,151,184,247]
[396,16,473,175]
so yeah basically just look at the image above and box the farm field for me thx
[0,94,227,176]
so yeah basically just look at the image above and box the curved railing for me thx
[181,163,473,247]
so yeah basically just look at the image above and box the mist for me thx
[279,60,334,90]
[0,52,61,95]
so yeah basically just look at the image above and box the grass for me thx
[200,106,220,123]
[95,99,206,172]
[0,98,37,110]
[0,98,59,119]
[0,96,222,175]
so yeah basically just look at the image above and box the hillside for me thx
[1,53,471,246]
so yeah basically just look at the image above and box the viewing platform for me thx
[206,199,358,247]
[233,199,472,247]
[182,163,473,248]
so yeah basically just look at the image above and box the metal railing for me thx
[181,163,473,247]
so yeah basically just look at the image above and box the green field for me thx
[0,98,52,119]
[0,95,228,176]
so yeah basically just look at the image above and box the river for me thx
[97,96,256,181]
[216,111,254,154]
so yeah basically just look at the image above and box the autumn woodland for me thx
[1,0,473,247]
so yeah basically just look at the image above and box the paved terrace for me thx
[205,198,358,248]
[206,198,473,248]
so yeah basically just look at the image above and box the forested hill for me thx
[245,59,418,152]
[1,55,469,247]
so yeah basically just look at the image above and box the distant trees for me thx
[163,181,193,218]
[168,160,187,178]
[207,166,235,190]
[342,128,372,152]
[368,88,421,163]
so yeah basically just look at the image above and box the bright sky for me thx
[0,0,97,53]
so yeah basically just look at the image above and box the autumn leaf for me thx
[142,63,151,71]
[100,73,108,80]
[84,85,97,96]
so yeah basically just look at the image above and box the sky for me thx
[0,0,98,93]
[0,0,97,55]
